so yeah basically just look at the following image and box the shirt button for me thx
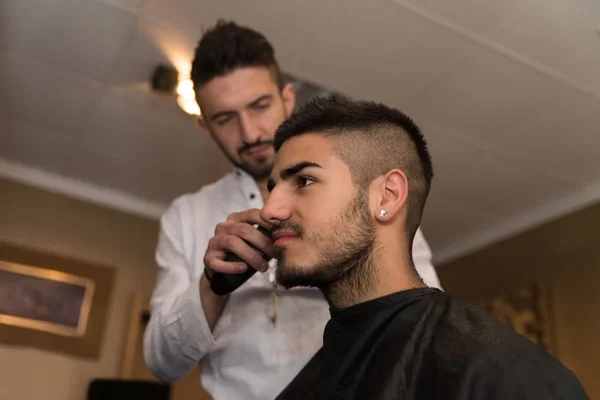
[250,193,256,200]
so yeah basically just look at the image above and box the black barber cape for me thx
[276,287,588,400]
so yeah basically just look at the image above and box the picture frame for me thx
[0,241,115,359]
[119,293,210,400]
[478,282,556,355]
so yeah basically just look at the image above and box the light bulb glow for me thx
[176,79,201,116]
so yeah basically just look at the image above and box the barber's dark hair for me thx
[190,20,283,91]
[275,96,434,236]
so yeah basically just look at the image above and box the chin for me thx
[275,260,330,290]
[276,267,315,290]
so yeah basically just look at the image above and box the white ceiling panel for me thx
[1,0,600,262]
[0,118,74,173]
[422,119,569,218]
[142,0,213,38]
[0,0,57,55]
[399,0,543,37]
[407,49,573,143]
[79,89,230,198]
[8,0,137,83]
[286,0,483,107]
[420,196,495,259]
[489,87,600,186]
[419,119,571,262]
[0,117,172,202]
[142,0,336,74]
[106,16,194,91]
[496,0,600,94]
[80,90,190,160]
[0,55,101,136]
[96,0,141,14]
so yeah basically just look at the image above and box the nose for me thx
[260,188,292,225]
[239,112,261,144]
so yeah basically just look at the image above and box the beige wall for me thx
[0,178,160,400]
[438,202,600,399]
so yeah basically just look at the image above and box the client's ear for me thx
[375,169,408,222]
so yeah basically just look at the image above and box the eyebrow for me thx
[209,94,274,122]
[267,161,322,192]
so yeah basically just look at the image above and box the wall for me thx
[437,202,600,399]
[0,177,160,400]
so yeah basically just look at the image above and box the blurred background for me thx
[0,0,599,399]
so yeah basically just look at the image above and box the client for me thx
[260,96,589,400]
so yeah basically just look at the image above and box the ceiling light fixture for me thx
[150,64,201,116]
[151,65,179,93]
[176,79,201,116]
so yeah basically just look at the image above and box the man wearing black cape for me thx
[260,96,589,400]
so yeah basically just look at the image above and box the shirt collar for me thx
[234,167,252,180]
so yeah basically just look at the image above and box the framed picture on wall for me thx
[0,261,95,337]
[478,282,555,354]
[0,241,114,359]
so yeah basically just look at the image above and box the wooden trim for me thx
[120,293,148,378]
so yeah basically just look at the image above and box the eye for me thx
[251,101,270,112]
[215,115,233,126]
[298,177,315,188]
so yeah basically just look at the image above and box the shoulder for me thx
[462,342,589,399]
[430,295,540,360]
[160,172,237,227]
[427,296,588,399]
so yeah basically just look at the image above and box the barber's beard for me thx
[211,135,274,179]
[275,192,378,307]
[237,140,274,179]
[236,156,273,180]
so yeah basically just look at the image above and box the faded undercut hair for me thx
[274,96,434,240]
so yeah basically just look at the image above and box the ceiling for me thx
[1,0,599,264]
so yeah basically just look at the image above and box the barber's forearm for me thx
[145,277,217,382]
[200,274,229,331]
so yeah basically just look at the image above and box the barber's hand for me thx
[204,208,273,277]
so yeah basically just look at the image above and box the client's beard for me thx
[274,192,377,307]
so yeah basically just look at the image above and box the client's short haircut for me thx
[274,96,433,237]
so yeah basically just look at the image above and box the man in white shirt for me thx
[143,20,442,400]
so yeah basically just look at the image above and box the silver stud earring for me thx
[380,209,388,218]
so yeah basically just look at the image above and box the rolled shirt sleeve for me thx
[143,197,216,382]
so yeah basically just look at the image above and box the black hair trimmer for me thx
[209,225,272,295]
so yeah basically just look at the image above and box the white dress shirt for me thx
[143,168,441,400]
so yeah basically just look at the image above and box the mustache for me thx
[271,221,304,237]
[238,140,274,156]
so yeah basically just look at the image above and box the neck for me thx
[324,240,425,309]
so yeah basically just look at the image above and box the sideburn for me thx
[319,192,379,307]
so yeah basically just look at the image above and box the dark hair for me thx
[275,96,434,235]
[190,20,283,91]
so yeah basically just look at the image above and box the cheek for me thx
[301,187,349,232]
[216,128,242,150]
[259,108,285,136]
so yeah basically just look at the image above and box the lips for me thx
[272,230,300,246]
[243,144,271,157]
